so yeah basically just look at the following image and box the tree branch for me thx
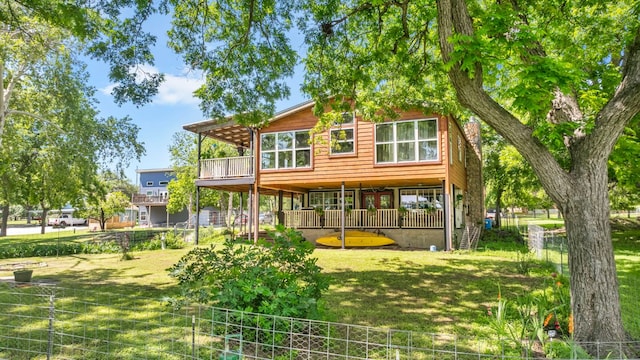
[437,0,571,202]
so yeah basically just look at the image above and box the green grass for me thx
[0,220,638,359]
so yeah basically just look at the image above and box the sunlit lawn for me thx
[0,220,638,359]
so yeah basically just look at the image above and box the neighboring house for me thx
[183,101,484,249]
[131,168,189,227]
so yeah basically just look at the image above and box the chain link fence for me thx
[1,283,639,359]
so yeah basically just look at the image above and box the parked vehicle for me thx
[259,213,273,224]
[47,214,87,227]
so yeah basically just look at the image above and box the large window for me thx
[330,112,355,155]
[309,191,355,210]
[375,118,438,163]
[261,130,311,169]
[400,188,443,210]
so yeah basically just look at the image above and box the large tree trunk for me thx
[561,163,631,353]
[0,203,9,236]
[437,0,638,354]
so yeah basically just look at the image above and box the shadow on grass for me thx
[322,253,542,338]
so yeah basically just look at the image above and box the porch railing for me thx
[283,209,444,229]
[199,156,253,179]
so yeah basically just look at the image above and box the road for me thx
[5,224,89,236]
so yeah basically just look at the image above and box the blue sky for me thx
[87,15,307,185]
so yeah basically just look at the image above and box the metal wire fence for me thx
[1,283,639,359]
[528,224,569,275]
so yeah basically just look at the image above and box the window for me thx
[400,188,443,210]
[261,130,311,169]
[457,135,463,162]
[375,118,438,164]
[309,191,355,210]
[146,191,153,196]
[159,180,169,186]
[330,112,355,155]
[146,181,153,186]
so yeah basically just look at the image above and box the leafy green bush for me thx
[168,225,330,319]
[0,241,121,259]
[480,228,526,251]
[131,231,186,251]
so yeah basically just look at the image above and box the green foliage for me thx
[485,273,573,355]
[168,225,330,319]
[480,228,525,251]
[132,231,186,251]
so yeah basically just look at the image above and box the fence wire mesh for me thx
[1,283,639,359]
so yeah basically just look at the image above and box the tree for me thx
[165,0,640,352]
[167,132,241,231]
[84,191,130,232]
[0,13,145,236]
[1,0,163,115]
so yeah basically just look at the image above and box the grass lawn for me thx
[0,221,638,358]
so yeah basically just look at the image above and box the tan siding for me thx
[258,109,450,190]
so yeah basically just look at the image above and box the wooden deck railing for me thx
[131,194,169,205]
[283,209,444,229]
[199,156,253,179]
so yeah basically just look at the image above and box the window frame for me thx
[309,190,355,210]
[399,187,444,211]
[146,181,154,186]
[260,130,312,170]
[374,118,439,164]
[158,180,169,186]
[329,112,356,155]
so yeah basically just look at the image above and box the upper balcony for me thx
[196,156,255,191]
[200,156,253,179]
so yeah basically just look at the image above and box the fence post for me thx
[192,315,196,359]
[47,294,55,360]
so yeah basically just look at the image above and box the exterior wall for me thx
[463,121,484,230]
[300,228,445,250]
[258,108,449,190]
[139,170,176,196]
[139,206,188,227]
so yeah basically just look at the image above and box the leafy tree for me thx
[165,0,640,351]
[168,226,329,319]
[0,13,145,236]
[84,191,130,232]
[167,132,241,232]
[0,0,163,112]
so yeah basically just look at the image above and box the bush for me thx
[168,225,330,319]
[131,231,186,251]
[480,228,526,251]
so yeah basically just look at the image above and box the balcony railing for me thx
[131,194,169,205]
[199,156,253,179]
[283,209,444,229]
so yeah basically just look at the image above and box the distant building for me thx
[131,168,188,227]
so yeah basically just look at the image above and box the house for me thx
[183,101,484,249]
[131,168,189,227]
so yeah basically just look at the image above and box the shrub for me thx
[168,225,330,319]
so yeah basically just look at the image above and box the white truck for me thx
[47,214,87,227]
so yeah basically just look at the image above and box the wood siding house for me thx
[183,101,483,249]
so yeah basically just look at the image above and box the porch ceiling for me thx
[261,178,446,192]
[183,119,252,149]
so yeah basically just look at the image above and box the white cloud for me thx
[99,65,205,106]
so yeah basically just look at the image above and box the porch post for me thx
[278,190,284,225]
[195,133,202,245]
[341,182,345,250]
[248,185,254,242]
[442,180,450,251]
